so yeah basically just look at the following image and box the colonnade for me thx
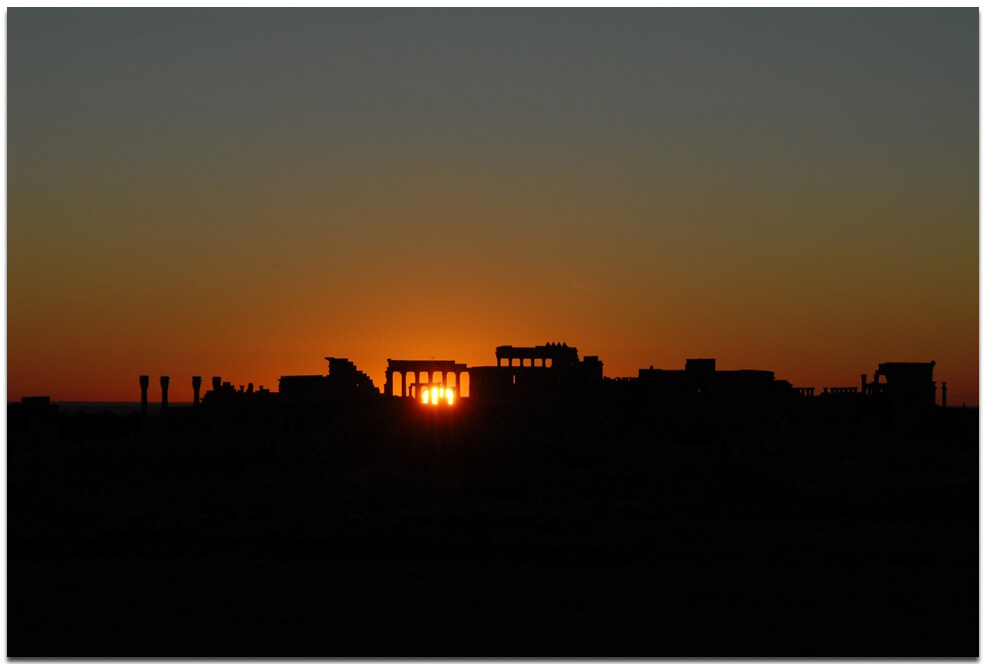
[139,375,204,414]
[496,357,550,368]
[383,360,470,399]
[386,369,465,399]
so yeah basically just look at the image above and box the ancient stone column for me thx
[160,376,170,413]
[139,375,149,418]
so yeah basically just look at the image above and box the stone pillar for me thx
[401,371,407,398]
[860,374,866,396]
[497,357,502,367]
[139,375,149,418]
[160,376,170,413]
[192,376,202,407]
[442,371,447,390]
[385,369,393,397]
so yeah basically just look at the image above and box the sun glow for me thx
[420,385,455,406]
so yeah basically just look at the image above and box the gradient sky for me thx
[8,9,979,404]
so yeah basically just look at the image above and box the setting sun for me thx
[421,385,455,406]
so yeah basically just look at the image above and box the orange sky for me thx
[7,9,979,406]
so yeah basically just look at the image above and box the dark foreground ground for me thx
[8,401,978,655]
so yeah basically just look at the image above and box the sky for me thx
[7,9,979,404]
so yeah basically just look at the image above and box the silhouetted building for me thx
[684,358,716,374]
[495,343,579,368]
[471,342,603,402]
[160,376,170,412]
[20,396,53,411]
[864,361,937,413]
[278,357,379,404]
[8,396,60,445]
[201,375,273,408]
[638,359,779,425]
[146,344,948,431]
[139,375,149,418]
[384,359,468,400]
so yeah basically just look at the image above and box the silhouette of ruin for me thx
[864,361,939,408]
[469,343,603,403]
[384,359,468,400]
[278,357,379,404]
[163,342,948,427]
[8,340,974,657]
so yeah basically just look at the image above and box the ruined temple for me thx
[278,357,379,404]
[863,361,937,411]
[178,343,946,426]
[469,342,603,402]
[383,359,469,400]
